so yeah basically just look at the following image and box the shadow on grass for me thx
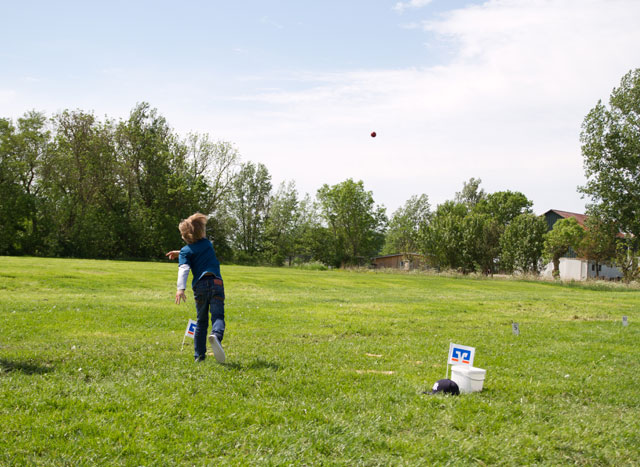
[0,358,54,375]
[222,358,280,372]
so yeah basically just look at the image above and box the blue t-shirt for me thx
[178,238,222,289]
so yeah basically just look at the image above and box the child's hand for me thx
[165,250,180,260]
[175,290,187,304]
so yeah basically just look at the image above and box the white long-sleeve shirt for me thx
[177,264,190,291]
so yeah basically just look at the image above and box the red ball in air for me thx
[370,131,377,138]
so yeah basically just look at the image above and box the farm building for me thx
[544,209,588,231]
[371,253,426,270]
[540,258,622,281]
[541,209,622,281]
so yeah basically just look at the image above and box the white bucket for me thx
[451,365,486,394]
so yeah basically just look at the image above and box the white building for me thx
[540,257,622,281]
[541,209,623,281]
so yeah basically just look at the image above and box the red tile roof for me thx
[546,209,627,238]
[546,209,588,227]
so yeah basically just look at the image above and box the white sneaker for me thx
[208,334,225,363]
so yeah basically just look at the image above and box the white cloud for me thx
[187,0,640,214]
[393,0,433,13]
[4,0,639,216]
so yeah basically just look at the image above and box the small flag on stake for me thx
[446,342,475,378]
[512,322,520,336]
[622,316,628,327]
[181,319,197,350]
[185,319,197,337]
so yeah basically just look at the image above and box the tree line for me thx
[1,69,638,279]
[0,102,386,267]
[383,178,634,282]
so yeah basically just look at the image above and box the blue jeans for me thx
[193,275,225,361]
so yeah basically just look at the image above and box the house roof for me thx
[545,209,627,238]
[372,253,424,260]
[545,209,588,227]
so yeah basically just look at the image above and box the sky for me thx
[2,0,640,216]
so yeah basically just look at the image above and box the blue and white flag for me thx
[448,342,475,366]
[184,319,197,338]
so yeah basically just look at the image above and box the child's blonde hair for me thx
[179,213,207,244]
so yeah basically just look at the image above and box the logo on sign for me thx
[451,347,471,364]
[184,319,198,338]
[447,342,475,367]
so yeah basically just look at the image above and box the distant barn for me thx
[371,253,426,271]
[544,209,587,259]
[541,209,622,281]
[544,209,588,231]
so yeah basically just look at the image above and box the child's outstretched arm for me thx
[165,250,180,260]
[175,264,190,304]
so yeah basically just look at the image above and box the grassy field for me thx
[1,256,639,465]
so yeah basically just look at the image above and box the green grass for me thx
[1,257,639,465]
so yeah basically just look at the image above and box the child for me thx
[167,213,226,363]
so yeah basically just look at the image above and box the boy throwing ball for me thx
[166,213,226,363]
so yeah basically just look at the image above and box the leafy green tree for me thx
[228,161,272,261]
[461,212,501,274]
[455,177,486,208]
[382,194,430,256]
[41,110,122,257]
[580,68,640,239]
[33,103,210,259]
[577,215,618,278]
[316,179,387,267]
[543,217,585,278]
[177,133,240,262]
[499,213,547,273]
[614,235,640,284]
[0,118,23,254]
[289,194,333,266]
[472,190,533,273]
[1,104,241,261]
[0,113,52,254]
[475,190,533,226]
[420,188,534,273]
[263,181,301,266]
[183,133,239,213]
[419,201,467,270]
[205,207,235,263]
[116,103,204,258]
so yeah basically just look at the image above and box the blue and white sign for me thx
[448,342,475,366]
[184,319,197,338]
